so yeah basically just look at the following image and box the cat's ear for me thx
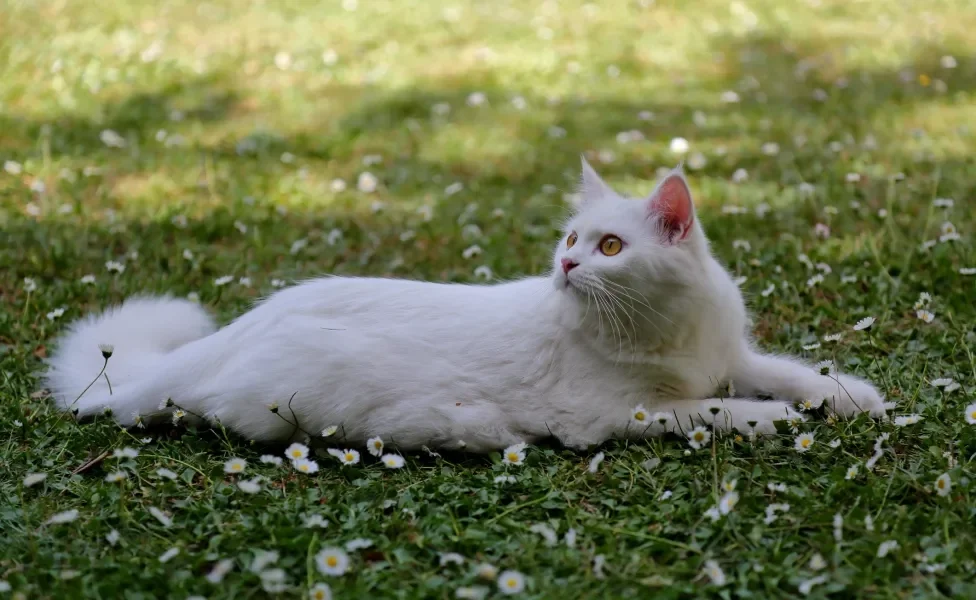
[647,167,695,243]
[579,156,616,203]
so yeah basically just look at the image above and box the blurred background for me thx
[1,0,974,304]
[3,3,976,596]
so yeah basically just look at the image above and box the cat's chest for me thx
[550,344,711,401]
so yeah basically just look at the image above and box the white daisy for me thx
[105,529,120,545]
[148,507,172,527]
[798,574,828,596]
[473,265,493,280]
[763,503,790,525]
[476,563,499,580]
[105,471,128,483]
[285,443,309,461]
[829,438,842,448]
[23,473,47,487]
[564,528,577,548]
[497,570,526,595]
[315,547,350,576]
[260,454,283,466]
[651,412,672,427]
[944,382,961,393]
[366,436,384,457]
[294,458,319,474]
[631,404,650,425]
[877,540,899,558]
[206,559,234,584]
[44,509,79,525]
[159,547,180,563]
[814,360,836,376]
[934,473,951,497]
[704,506,721,521]
[381,454,405,469]
[494,475,516,484]
[702,560,726,586]
[344,538,373,551]
[529,523,559,546]
[328,448,360,466]
[659,490,673,500]
[588,452,605,474]
[357,172,378,193]
[223,458,246,474]
[214,275,234,286]
[238,478,262,494]
[440,552,465,567]
[260,568,288,593]
[156,468,177,480]
[931,378,954,388]
[687,426,711,450]
[593,554,607,579]
[303,514,330,529]
[865,514,875,532]
[501,443,526,466]
[845,465,859,480]
[802,343,821,350]
[893,414,922,427]
[965,403,976,424]
[455,586,487,600]
[916,309,935,323]
[46,307,65,321]
[853,316,876,331]
[809,553,827,571]
[309,582,333,600]
[823,333,843,342]
[250,550,280,573]
[794,432,815,453]
[718,491,739,515]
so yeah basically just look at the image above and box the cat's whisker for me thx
[601,290,640,356]
[601,279,674,326]
[597,282,666,339]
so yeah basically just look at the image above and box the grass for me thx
[2,0,976,597]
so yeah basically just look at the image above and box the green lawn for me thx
[2,0,976,597]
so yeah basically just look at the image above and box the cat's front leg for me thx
[731,350,887,417]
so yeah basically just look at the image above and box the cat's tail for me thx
[45,296,217,420]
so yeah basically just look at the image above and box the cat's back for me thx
[243,275,552,329]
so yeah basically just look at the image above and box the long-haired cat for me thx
[45,160,886,451]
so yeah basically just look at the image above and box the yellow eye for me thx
[600,235,623,256]
[567,231,577,248]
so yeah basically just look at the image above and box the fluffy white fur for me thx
[45,160,886,452]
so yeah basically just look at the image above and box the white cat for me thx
[45,160,886,452]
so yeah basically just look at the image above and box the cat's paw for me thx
[802,374,886,418]
[703,399,804,434]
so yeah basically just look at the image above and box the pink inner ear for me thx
[649,176,694,242]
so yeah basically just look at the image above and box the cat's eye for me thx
[600,235,623,256]
[566,231,578,248]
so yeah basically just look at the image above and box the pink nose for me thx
[561,258,579,274]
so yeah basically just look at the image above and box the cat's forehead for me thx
[568,197,646,232]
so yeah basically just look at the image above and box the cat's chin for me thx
[552,273,577,293]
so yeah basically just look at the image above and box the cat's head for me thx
[552,158,712,311]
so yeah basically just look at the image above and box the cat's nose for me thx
[561,258,579,274]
